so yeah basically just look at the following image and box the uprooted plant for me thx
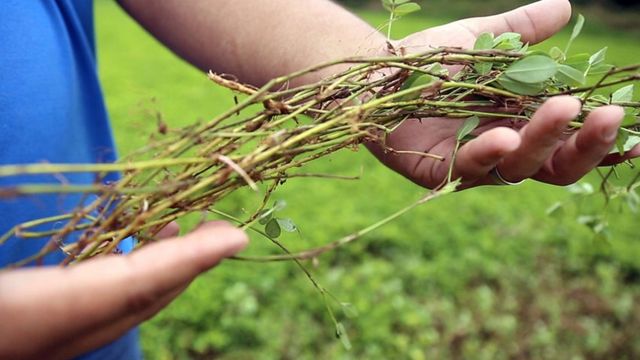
[0,13,639,347]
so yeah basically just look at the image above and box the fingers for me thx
[155,221,180,239]
[455,100,627,187]
[453,127,521,183]
[74,221,247,324]
[498,96,582,182]
[0,221,247,360]
[535,106,624,184]
[458,0,571,44]
[600,144,640,166]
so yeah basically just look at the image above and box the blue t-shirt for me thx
[0,1,140,358]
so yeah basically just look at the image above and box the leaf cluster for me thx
[381,0,421,39]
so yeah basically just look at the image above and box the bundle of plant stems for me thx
[1,28,639,269]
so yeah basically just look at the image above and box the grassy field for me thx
[96,1,640,359]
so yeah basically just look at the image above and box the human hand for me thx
[0,221,247,360]
[368,0,640,189]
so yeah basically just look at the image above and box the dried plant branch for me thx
[0,44,637,267]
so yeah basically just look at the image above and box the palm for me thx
[370,0,634,189]
[372,112,505,189]
[372,22,496,189]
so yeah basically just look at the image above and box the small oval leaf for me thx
[612,85,634,103]
[393,2,421,16]
[335,322,352,350]
[473,33,494,75]
[564,53,590,73]
[258,209,272,225]
[497,76,545,95]
[589,47,608,66]
[474,32,494,50]
[273,199,287,211]
[399,72,437,100]
[493,32,522,51]
[265,218,281,238]
[276,218,297,233]
[456,116,480,142]
[503,55,558,84]
[341,302,359,318]
[549,47,566,61]
[556,64,586,87]
[565,14,585,53]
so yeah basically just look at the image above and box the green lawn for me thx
[96,1,640,359]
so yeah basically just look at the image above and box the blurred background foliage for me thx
[96,0,640,358]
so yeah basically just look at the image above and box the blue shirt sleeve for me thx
[0,1,140,358]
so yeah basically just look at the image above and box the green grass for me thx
[96,1,640,358]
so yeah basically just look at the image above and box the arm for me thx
[117,0,387,86]
[117,0,635,189]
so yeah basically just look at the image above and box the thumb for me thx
[73,220,248,320]
[456,0,572,44]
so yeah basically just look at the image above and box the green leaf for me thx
[565,14,585,54]
[382,0,412,12]
[341,303,359,318]
[474,32,494,50]
[523,50,549,57]
[441,178,462,194]
[588,63,614,75]
[383,0,410,5]
[456,116,480,142]
[493,32,523,51]
[614,133,640,155]
[556,64,586,86]
[612,85,634,103]
[265,218,281,238]
[622,110,637,127]
[474,33,494,75]
[425,63,448,76]
[590,94,609,103]
[273,199,287,211]
[567,182,594,195]
[589,47,608,66]
[549,47,565,61]
[335,322,352,350]
[564,53,590,73]
[459,134,477,143]
[276,218,297,232]
[474,63,492,76]
[497,76,545,95]
[503,55,558,84]
[493,32,521,46]
[258,209,272,225]
[546,202,564,216]
[399,72,437,100]
[615,131,629,155]
[393,2,421,16]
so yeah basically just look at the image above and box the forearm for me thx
[117,0,388,86]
